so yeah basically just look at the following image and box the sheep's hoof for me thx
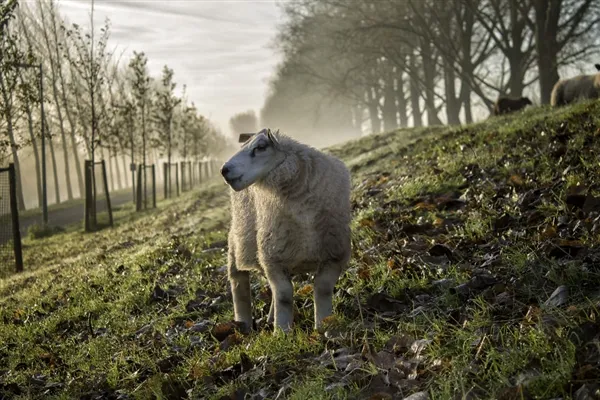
[272,324,293,335]
[233,320,252,334]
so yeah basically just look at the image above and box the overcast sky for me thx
[57,0,285,136]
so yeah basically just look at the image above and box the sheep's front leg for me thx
[230,270,252,331]
[314,262,342,329]
[265,268,293,333]
[228,249,252,331]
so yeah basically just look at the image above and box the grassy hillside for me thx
[2,100,600,399]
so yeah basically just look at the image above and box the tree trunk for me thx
[101,146,115,192]
[69,62,92,157]
[420,38,442,126]
[533,0,561,104]
[121,153,129,187]
[444,63,461,125]
[351,105,363,136]
[0,67,25,210]
[460,83,473,123]
[367,104,380,134]
[142,102,147,209]
[22,79,43,207]
[16,17,42,207]
[112,147,122,190]
[366,88,381,134]
[7,127,25,211]
[507,52,526,96]
[47,120,61,204]
[409,62,422,128]
[506,0,527,96]
[395,72,408,128]
[537,49,560,105]
[382,76,398,132]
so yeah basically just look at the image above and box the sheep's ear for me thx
[267,129,280,147]
[239,133,255,143]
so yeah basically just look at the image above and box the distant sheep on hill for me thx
[493,96,533,116]
[551,70,600,107]
[220,128,352,333]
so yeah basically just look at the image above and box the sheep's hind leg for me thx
[314,262,342,330]
[265,268,293,333]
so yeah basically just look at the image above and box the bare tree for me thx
[154,65,181,173]
[470,0,536,97]
[0,3,26,209]
[65,0,111,165]
[37,0,74,200]
[523,0,600,103]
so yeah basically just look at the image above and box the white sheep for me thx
[551,71,600,107]
[220,128,351,333]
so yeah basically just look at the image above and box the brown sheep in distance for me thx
[493,96,533,116]
[551,70,600,107]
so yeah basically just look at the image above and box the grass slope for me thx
[2,101,600,400]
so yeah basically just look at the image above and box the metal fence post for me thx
[8,163,23,273]
[101,160,113,227]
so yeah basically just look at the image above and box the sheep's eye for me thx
[251,142,268,157]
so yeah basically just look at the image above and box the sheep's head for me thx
[521,97,532,105]
[220,128,285,191]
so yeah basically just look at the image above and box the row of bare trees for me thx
[0,0,228,211]
[264,0,600,137]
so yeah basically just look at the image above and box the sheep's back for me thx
[561,74,600,104]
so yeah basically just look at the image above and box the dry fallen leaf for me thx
[414,202,435,211]
[540,225,557,239]
[387,259,396,270]
[358,265,371,280]
[509,175,524,186]
[296,284,313,296]
[360,218,376,228]
[212,321,243,341]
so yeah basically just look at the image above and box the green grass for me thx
[3,101,600,399]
